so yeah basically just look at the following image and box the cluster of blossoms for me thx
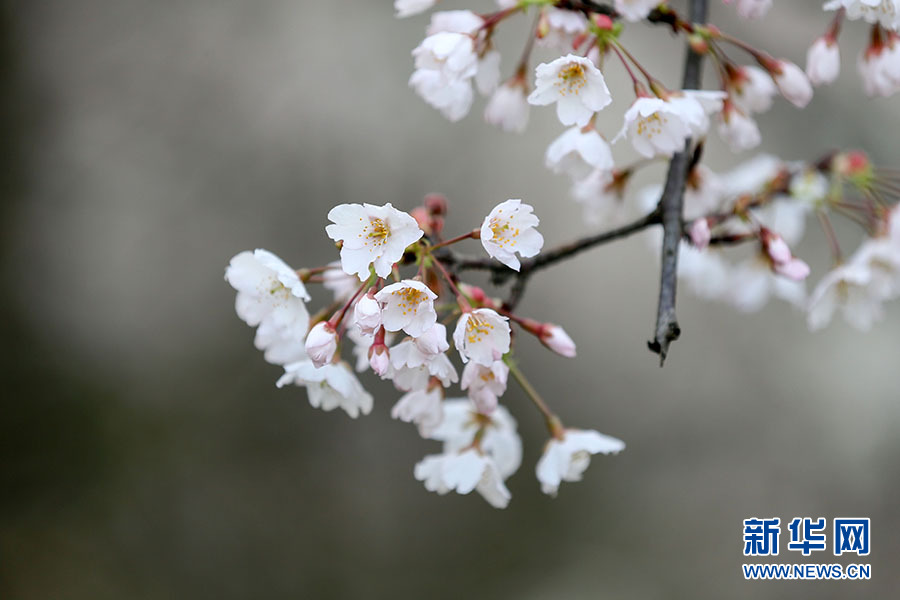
[226,1,900,507]
[227,198,624,507]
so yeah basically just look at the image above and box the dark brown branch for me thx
[646,0,708,366]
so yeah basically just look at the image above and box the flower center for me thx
[391,286,427,315]
[488,216,520,248]
[556,63,586,96]
[361,217,391,248]
[465,314,494,344]
[636,112,668,139]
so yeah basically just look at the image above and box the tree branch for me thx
[646,0,708,366]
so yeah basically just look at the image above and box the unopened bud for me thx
[306,322,338,368]
[540,324,576,358]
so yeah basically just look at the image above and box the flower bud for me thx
[368,344,391,377]
[688,218,712,250]
[806,37,840,86]
[540,324,576,358]
[771,60,813,108]
[353,294,382,336]
[305,322,338,368]
[775,258,811,282]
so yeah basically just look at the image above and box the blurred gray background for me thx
[1,1,898,598]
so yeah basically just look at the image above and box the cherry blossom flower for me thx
[427,9,483,35]
[730,65,778,113]
[305,322,339,368]
[770,60,814,107]
[807,262,884,331]
[724,0,772,19]
[484,78,530,133]
[369,343,392,377]
[857,35,900,97]
[392,385,444,436]
[413,322,451,355]
[375,279,438,337]
[226,249,310,328]
[453,308,512,365]
[352,294,382,336]
[410,31,479,121]
[546,126,615,180]
[460,361,509,414]
[825,0,900,29]
[614,92,725,158]
[277,361,374,418]
[429,399,522,479]
[806,37,841,86]
[414,448,511,508]
[527,54,613,127]
[536,429,625,496]
[394,0,438,18]
[390,332,458,390]
[615,0,662,21]
[480,199,544,271]
[539,324,577,357]
[253,317,309,367]
[537,8,589,50]
[326,203,424,280]
[728,255,807,312]
[570,168,626,226]
[717,101,762,152]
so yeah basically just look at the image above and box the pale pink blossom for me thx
[536,429,625,496]
[460,361,509,414]
[480,199,544,271]
[771,60,814,107]
[453,308,512,366]
[375,279,438,337]
[305,322,338,368]
[689,218,712,250]
[806,37,841,86]
[352,294,382,336]
[546,126,615,179]
[539,324,577,357]
[527,54,613,127]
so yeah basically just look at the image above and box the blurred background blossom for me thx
[1,1,898,598]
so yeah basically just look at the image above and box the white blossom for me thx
[527,54,613,127]
[614,92,725,158]
[484,79,530,133]
[536,429,625,496]
[226,249,310,328]
[570,168,625,226]
[807,262,885,330]
[375,279,438,337]
[731,65,778,114]
[252,316,308,366]
[480,199,544,271]
[453,308,511,365]
[724,0,772,19]
[614,0,661,22]
[460,361,509,414]
[326,203,424,280]
[392,386,444,436]
[824,0,900,30]
[538,8,589,50]
[277,361,373,418]
[427,9,483,35]
[429,399,522,479]
[717,102,762,152]
[410,32,479,121]
[857,39,900,97]
[806,37,841,86]
[728,255,807,312]
[414,449,511,508]
[394,0,438,18]
[546,126,615,179]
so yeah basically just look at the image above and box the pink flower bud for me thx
[689,218,711,250]
[765,235,792,264]
[368,344,391,377]
[353,294,382,336]
[775,258,811,282]
[540,325,576,358]
[305,322,338,368]
[772,60,813,108]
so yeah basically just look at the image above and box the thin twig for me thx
[646,0,708,366]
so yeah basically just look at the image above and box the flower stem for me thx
[429,229,478,251]
[505,357,564,439]
[431,255,473,312]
